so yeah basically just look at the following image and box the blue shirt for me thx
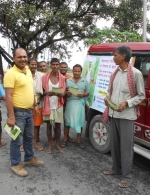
[66,77,90,101]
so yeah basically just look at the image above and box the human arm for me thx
[66,91,72,97]
[126,72,145,107]
[104,73,113,107]
[104,96,109,106]
[33,96,39,115]
[77,79,90,98]
[43,90,55,96]
[117,101,128,112]
[117,71,145,112]
[33,94,43,106]
[37,94,42,104]
[57,75,66,97]
[56,91,66,97]
[5,88,15,127]
[77,91,89,98]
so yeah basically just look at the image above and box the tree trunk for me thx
[0,54,4,83]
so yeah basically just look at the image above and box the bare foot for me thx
[52,140,56,145]
[67,136,75,143]
[0,140,6,148]
[55,144,64,153]
[33,144,44,151]
[46,144,52,154]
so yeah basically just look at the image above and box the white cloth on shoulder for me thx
[34,71,43,94]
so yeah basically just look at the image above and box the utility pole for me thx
[143,0,147,42]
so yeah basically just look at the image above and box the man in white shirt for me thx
[103,46,145,188]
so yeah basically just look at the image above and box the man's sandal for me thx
[118,179,133,188]
[103,170,116,175]
[77,142,85,149]
[67,137,75,143]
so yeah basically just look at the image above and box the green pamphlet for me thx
[4,123,21,140]
[106,97,117,111]
[52,87,63,94]
[68,86,79,96]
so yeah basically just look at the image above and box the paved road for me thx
[0,101,150,195]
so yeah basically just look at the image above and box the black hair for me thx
[50,58,60,64]
[73,64,82,71]
[60,62,68,67]
[38,61,46,65]
[28,58,37,64]
[113,46,132,62]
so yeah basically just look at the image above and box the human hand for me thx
[34,105,39,116]
[56,93,64,97]
[104,97,109,106]
[37,97,42,104]
[117,101,128,112]
[48,91,55,96]
[77,92,84,98]
[67,91,72,96]
[7,117,15,128]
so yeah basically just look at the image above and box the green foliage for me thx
[0,0,147,64]
[112,0,143,32]
[0,0,115,60]
[85,28,142,45]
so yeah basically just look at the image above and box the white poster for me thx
[91,56,117,112]
[82,55,117,112]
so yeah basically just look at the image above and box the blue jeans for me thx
[10,109,34,166]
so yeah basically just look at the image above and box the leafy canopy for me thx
[0,0,148,64]
[112,0,143,32]
[0,0,114,60]
[85,28,142,45]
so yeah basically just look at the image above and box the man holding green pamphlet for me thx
[42,58,66,154]
[103,46,145,188]
[4,48,44,177]
[63,64,90,149]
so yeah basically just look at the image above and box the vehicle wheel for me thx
[89,114,110,153]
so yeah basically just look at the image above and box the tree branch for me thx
[29,33,81,56]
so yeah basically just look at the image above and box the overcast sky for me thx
[1,13,150,70]
[0,19,114,70]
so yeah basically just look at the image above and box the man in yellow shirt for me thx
[4,48,44,177]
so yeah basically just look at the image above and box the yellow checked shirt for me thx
[4,65,34,109]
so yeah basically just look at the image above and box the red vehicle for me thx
[82,42,150,159]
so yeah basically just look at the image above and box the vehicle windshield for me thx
[134,56,150,86]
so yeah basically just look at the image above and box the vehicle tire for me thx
[89,114,111,153]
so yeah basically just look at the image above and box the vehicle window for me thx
[134,56,150,86]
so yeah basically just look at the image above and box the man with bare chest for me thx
[42,58,66,154]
